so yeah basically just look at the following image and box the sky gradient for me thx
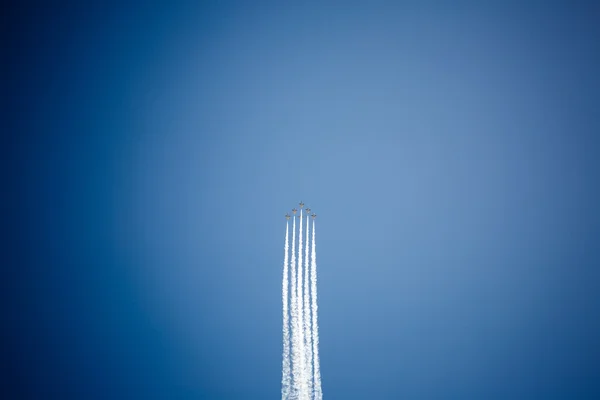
[5,2,600,399]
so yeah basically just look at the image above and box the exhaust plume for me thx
[281,222,291,399]
[311,220,323,400]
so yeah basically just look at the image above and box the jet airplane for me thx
[306,208,311,214]
[292,208,297,214]
[299,201,305,209]
[285,214,290,220]
[311,213,317,219]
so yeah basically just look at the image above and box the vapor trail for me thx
[289,215,299,399]
[311,220,323,400]
[296,210,308,399]
[281,222,291,399]
[303,214,313,394]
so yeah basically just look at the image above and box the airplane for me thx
[306,208,311,214]
[285,214,290,220]
[311,213,317,219]
[292,208,297,214]
[299,201,304,209]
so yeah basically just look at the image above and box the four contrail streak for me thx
[281,221,291,399]
[282,205,322,400]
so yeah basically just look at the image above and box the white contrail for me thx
[281,221,291,399]
[289,215,299,399]
[282,207,322,400]
[303,214,313,394]
[311,220,323,400]
[296,210,308,400]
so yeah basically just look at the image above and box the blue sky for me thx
[6,2,600,398]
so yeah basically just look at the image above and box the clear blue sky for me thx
[6,1,600,398]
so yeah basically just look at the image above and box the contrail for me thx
[303,213,313,394]
[297,209,308,399]
[311,219,323,400]
[289,214,299,399]
[282,206,322,399]
[281,221,291,399]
